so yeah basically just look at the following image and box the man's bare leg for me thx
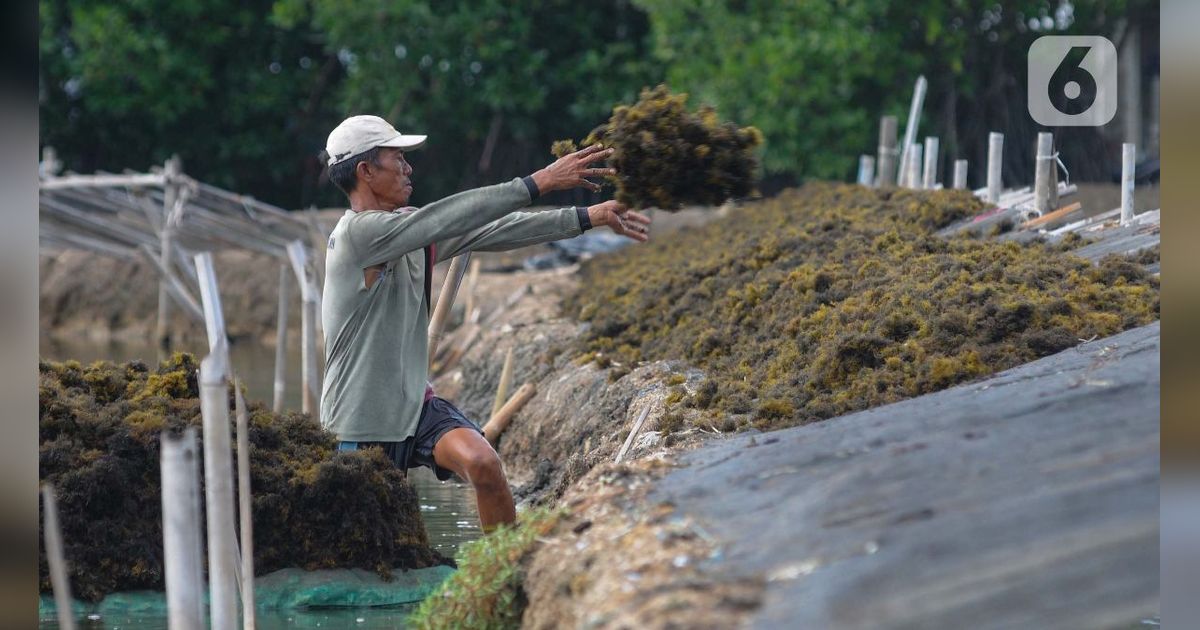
[432,427,516,531]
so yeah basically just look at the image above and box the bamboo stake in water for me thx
[953,160,969,190]
[1121,143,1136,224]
[156,157,181,349]
[273,263,289,413]
[41,484,77,630]
[492,347,515,419]
[922,136,939,189]
[987,132,1004,204]
[161,428,205,630]
[234,383,256,630]
[428,254,472,368]
[877,116,899,187]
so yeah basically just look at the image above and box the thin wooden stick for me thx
[614,406,653,464]
[41,484,77,630]
[492,347,515,419]
[428,254,472,367]
[1021,202,1083,230]
[464,258,482,325]
[286,241,320,417]
[483,383,537,446]
[234,383,256,630]
[137,244,205,323]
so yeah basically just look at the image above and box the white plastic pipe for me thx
[987,132,1004,203]
[160,428,205,630]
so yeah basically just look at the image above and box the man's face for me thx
[362,147,414,208]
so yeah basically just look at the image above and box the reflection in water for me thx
[39,337,483,629]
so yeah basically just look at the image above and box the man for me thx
[320,115,651,531]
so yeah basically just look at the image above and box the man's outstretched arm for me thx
[434,200,651,259]
[348,146,616,267]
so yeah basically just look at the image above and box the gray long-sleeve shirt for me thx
[320,177,585,441]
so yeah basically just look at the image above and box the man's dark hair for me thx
[327,147,384,196]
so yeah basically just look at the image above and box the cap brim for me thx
[378,134,427,151]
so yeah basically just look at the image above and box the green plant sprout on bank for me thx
[408,507,565,630]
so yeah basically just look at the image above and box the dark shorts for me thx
[337,397,484,481]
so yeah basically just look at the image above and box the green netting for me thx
[40,565,454,621]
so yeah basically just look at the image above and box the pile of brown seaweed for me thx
[552,84,762,210]
[565,183,1159,431]
[39,353,445,601]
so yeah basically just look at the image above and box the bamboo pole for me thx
[897,76,927,185]
[157,157,181,349]
[234,383,256,630]
[41,484,77,630]
[614,406,653,464]
[1034,132,1057,216]
[953,160,968,190]
[876,115,898,187]
[464,258,482,325]
[193,252,238,630]
[483,382,537,446]
[492,347,515,419]
[857,155,875,187]
[199,353,239,630]
[1121,143,1136,224]
[286,241,320,417]
[986,132,1004,204]
[137,244,205,323]
[273,264,290,413]
[922,136,939,189]
[160,428,205,630]
[428,253,472,368]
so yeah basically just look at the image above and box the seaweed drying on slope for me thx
[552,84,762,210]
[39,353,446,602]
[564,183,1159,430]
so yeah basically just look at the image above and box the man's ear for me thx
[355,159,373,184]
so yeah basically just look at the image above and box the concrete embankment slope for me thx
[649,322,1159,629]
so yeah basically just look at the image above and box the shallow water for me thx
[40,337,481,628]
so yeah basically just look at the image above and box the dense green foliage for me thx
[553,85,762,210]
[408,508,563,630]
[40,0,1156,206]
[632,0,1157,186]
[566,184,1159,430]
[39,353,445,601]
[270,0,658,207]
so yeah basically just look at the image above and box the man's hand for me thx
[587,200,651,242]
[531,145,616,194]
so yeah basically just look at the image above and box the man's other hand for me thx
[587,200,651,242]
[532,145,616,194]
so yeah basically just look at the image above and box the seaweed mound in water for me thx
[552,84,762,210]
[565,183,1159,430]
[39,353,445,602]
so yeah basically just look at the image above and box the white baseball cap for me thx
[325,115,427,166]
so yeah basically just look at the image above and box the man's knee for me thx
[462,447,506,491]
